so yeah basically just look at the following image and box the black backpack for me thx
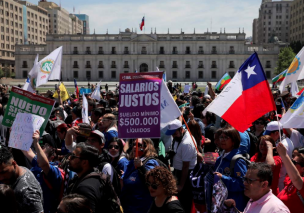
[229,154,252,176]
[82,172,123,213]
[98,162,122,196]
[246,131,258,158]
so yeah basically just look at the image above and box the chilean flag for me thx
[205,52,276,132]
[139,16,145,31]
[74,79,79,99]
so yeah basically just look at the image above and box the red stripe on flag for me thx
[222,80,275,132]
[219,79,231,90]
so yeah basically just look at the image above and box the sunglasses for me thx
[146,182,160,190]
[255,121,264,125]
[242,177,262,184]
[133,142,147,148]
[109,145,119,150]
[292,159,304,167]
[69,153,82,160]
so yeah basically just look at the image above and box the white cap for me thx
[263,121,282,135]
[165,119,182,135]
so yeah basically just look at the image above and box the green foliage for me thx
[290,41,304,54]
[275,47,296,75]
[0,68,4,78]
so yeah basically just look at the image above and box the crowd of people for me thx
[0,80,304,213]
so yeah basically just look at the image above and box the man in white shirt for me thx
[166,119,197,213]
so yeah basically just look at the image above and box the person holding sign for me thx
[22,130,64,213]
[120,138,159,213]
[0,146,44,213]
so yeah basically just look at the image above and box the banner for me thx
[53,83,69,101]
[2,87,55,135]
[79,88,92,94]
[82,93,90,124]
[91,81,101,101]
[118,72,163,138]
[9,113,45,151]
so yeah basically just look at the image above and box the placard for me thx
[9,113,45,151]
[118,72,163,138]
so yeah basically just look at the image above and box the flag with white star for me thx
[204,52,276,132]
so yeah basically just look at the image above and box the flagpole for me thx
[144,14,145,34]
[181,115,199,152]
[275,110,283,143]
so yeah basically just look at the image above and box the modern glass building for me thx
[75,14,89,34]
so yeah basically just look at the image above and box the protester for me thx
[99,113,118,148]
[224,163,290,213]
[201,112,217,152]
[90,108,103,130]
[165,119,197,213]
[187,118,203,153]
[120,138,159,213]
[277,143,304,213]
[0,184,18,213]
[251,118,267,139]
[22,130,64,213]
[146,166,185,213]
[57,194,92,213]
[0,146,44,213]
[71,106,83,127]
[66,143,102,213]
[264,121,295,190]
[213,127,248,211]
[250,135,282,195]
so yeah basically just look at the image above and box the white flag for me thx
[280,47,304,93]
[156,67,160,71]
[91,81,101,101]
[280,92,304,128]
[82,93,90,124]
[36,46,63,87]
[290,82,299,97]
[29,54,39,78]
[22,77,35,93]
[160,80,181,128]
[204,84,209,96]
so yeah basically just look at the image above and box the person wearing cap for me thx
[166,119,197,212]
[56,123,70,155]
[264,121,294,191]
[21,130,64,213]
[167,80,176,94]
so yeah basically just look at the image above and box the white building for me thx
[15,29,281,82]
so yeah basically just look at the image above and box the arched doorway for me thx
[140,63,148,72]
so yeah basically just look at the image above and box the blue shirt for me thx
[31,157,63,213]
[238,131,250,155]
[120,159,159,213]
[104,130,118,149]
[214,149,248,211]
[117,157,129,173]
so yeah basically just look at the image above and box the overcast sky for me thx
[28,0,262,36]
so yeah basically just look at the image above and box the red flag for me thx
[139,16,145,31]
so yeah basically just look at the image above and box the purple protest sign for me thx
[118,72,163,138]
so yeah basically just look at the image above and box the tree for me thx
[275,47,296,75]
[0,68,4,79]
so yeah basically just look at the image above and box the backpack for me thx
[246,131,258,158]
[142,157,169,170]
[98,162,121,196]
[229,154,252,176]
[82,172,123,213]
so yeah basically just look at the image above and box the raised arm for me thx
[32,130,50,175]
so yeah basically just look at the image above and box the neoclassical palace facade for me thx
[15,29,281,81]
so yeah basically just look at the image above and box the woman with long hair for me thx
[213,127,248,211]
[187,118,203,153]
[146,166,184,213]
[201,112,217,152]
[120,138,159,213]
[250,135,282,195]
[251,118,267,139]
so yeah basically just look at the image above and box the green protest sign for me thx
[2,87,55,135]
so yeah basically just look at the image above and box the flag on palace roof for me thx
[272,69,287,85]
[204,52,276,132]
[215,73,231,91]
[140,16,145,31]
[279,47,304,93]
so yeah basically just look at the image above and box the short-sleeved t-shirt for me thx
[250,154,282,195]
[278,177,304,213]
[11,167,44,213]
[173,131,197,170]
